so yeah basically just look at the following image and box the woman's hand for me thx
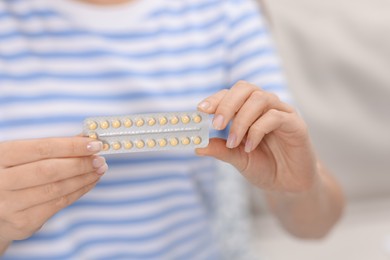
[196,80,318,193]
[0,137,108,249]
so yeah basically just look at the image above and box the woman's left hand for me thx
[196,81,318,193]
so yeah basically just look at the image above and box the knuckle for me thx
[268,108,283,118]
[55,195,71,208]
[68,139,80,155]
[43,182,60,197]
[251,90,266,100]
[234,80,257,91]
[234,80,249,89]
[249,123,264,135]
[34,161,55,180]
[208,89,228,103]
[267,93,281,104]
[35,140,52,157]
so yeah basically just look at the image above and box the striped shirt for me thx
[0,0,288,259]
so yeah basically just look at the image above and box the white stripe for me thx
[0,24,226,53]
[0,95,207,120]
[0,49,225,73]
[7,213,206,257]
[45,196,201,233]
[82,222,207,259]
[230,55,280,81]
[0,71,224,94]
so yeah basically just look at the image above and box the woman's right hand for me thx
[0,137,108,251]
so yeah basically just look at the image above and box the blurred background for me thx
[250,0,390,259]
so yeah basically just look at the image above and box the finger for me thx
[1,156,107,190]
[196,138,248,172]
[210,81,259,130]
[197,89,228,114]
[227,90,291,148]
[0,137,103,168]
[244,109,293,153]
[10,169,106,211]
[19,180,98,235]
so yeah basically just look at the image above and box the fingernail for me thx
[226,133,236,148]
[198,101,210,111]
[97,163,108,174]
[93,156,106,168]
[213,114,224,130]
[244,140,253,153]
[87,141,103,152]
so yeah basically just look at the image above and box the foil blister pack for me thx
[83,111,209,154]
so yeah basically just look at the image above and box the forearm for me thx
[265,161,344,239]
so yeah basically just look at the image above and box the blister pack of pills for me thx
[83,111,209,155]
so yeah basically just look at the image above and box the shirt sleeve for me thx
[225,0,292,104]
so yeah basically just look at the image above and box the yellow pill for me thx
[88,132,98,139]
[112,119,121,128]
[103,143,110,151]
[136,118,144,127]
[112,142,121,150]
[193,114,202,123]
[147,139,156,148]
[123,118,133,128]
[193,136,202,145]
[159,116,167,125]
[181,115,190,124]
[148,118,156,126]
[169,137,179,146]
[158,138,167,147]
[181,137,190,145]
[101,120,109,129]
[123,141,133,149]
[170,116,179,125]
[135,140,145,149]
[87,121,98,130]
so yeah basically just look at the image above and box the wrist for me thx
[267,160,323,200]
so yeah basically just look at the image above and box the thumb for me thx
[195,138,248,172]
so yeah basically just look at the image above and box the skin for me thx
[0,137,107,254]
[196,81,344,238]
[0,0,344,255]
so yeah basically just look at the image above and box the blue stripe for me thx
[0,37,225,61]
[230,47,275,69]
[149,0,222,17]
[0,10,257,41]
[32,203,201,241]
[95,167,214,188]
[0,0,223,20]
[0,14,226,40]
[105,156,210,166]
[0,62,224,81]
[174,233,217,260]
[72,188,195,207]
[95,228,209,260]
[233,65,282,85]
[0,115,85,129]
[0,9,57,20]
[229,27,267,49]
[230,11,258,28]
[0,82,223,105]
[8,216,207,260]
